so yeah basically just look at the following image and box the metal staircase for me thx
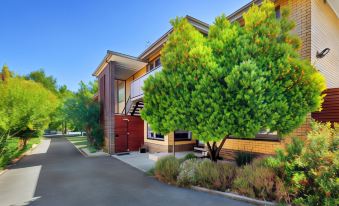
[122,96,144,116]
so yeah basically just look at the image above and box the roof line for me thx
[138,15,209,60]
[107,50,145,62]
[227,0,263,22]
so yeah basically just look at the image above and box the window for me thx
[148,62,154,71]
[229,129,279,141]
[118,81,125,103]
[174,130,192,141]
[147,124,164,140]
[148,56,161,72]
[114,80,126,113]
[155,58,161,68]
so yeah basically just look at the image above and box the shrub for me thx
[146,167,155,176]
[195,159,220,189]
[177,159,236,190]
[182,153,197,161]
[266,121,339,205]
[232,163,288,201]
[193,159,237,190]
[215,162,236,191]
[154,155,180,184]
[235,151,257,166]
[177,159,200,186]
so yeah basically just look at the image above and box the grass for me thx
[66,136,97,153]
[0,137,41,170]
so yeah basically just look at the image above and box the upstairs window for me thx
[155,58,161,68]
[148,56,161,72]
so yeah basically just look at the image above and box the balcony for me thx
[131,66,162,101]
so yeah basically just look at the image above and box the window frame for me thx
[147,124,164,141]
[174,130,192,141]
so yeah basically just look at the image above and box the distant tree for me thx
[1,64,12,82]
[0,66,58,148]
[25,69,58,94]
[48,85,75,134]
[141,1,326,161]
[64,81,103,149]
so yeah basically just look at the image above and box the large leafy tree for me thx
[0,66,58,148]
[141,1,326,161]
[63,81,103,149]
[48,85,74,133]
[25,69,75,133]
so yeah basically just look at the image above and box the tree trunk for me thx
[63,121,67,135]
[207,136,229,162]
[18,137,28,150]
[85,127,93,146]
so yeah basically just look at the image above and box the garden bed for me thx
[0,137,41,170]
[151,122,338,206]
[66,136,108,157]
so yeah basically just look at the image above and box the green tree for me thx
[1,64,12,82]
[48,85,75,134]
[25,69,58,94]
[141,1,326,161]
[64,81,103,149]
[0,67,58,148]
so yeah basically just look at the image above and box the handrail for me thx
[132,65,162,83]
[131,66,163,100]
[121,95,131,115]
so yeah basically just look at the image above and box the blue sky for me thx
[0,0,250,91]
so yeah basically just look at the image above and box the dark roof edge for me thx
[227,0,263,22]
[107,50,145,62]
[138,15,209,60]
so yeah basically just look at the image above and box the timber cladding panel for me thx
[310,0,339,89]
[144,142,195,153]
[98,63,114,153]
[312,88,339,123]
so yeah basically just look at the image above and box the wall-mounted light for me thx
[316,48,330,58]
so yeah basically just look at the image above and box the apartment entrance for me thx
[114,115,144,153]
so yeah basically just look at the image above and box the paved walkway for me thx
[0,137,253,206]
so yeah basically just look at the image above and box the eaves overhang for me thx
[92,50,147,78]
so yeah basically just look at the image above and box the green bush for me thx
[266,121,339,206]
[154,155,180,184]
[193,159,237,190]
[177,159,236,190]
[235,151,257,166]
[232,162,289,202]
[182,153,197,161]
[177,159,200,186]
[195,159,220,189]
[215,162,236,191]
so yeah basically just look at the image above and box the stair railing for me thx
[122,95,132,115]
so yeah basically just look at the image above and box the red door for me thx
[114,115,144,153]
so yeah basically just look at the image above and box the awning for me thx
[92,50,147,80]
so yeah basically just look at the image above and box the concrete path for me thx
[0,137,253,206]
[112,152,155,172]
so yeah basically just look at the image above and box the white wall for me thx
[311,0,339,89]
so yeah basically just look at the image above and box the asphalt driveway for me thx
[0,137,253,206]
